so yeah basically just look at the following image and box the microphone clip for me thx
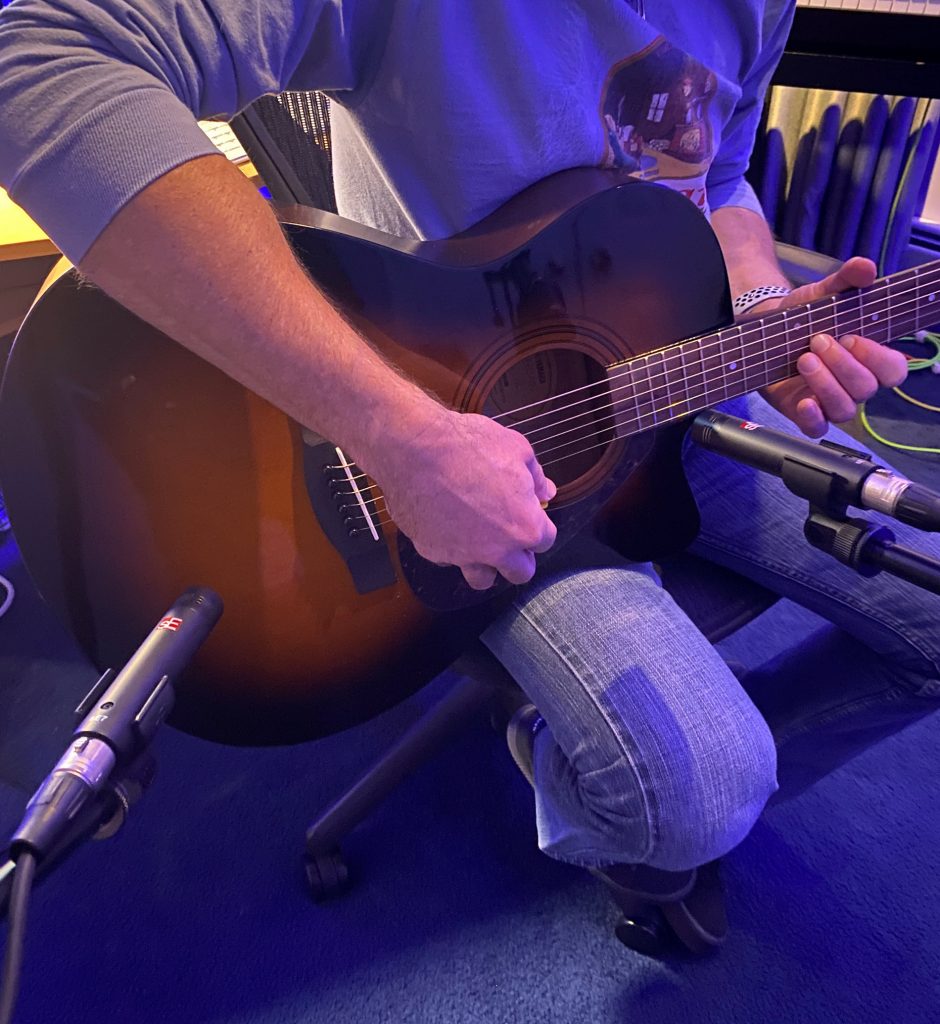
[779,437,876,520]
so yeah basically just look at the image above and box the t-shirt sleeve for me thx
[707,0,795,218]
[0,0,371,262]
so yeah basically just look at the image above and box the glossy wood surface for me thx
[0,170,732,745]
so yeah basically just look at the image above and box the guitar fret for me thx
[661,349,674,417]
[887,274,894,342]
[631,354,657,432]
[828,293,840,341]
[683,337,712,408]
[699,335,728,407]
[852,285,865,340]
[606,362,635,438]
[915,266,940,332]
[888,267,919,339]
[862,281,892,344]
[657,346,689,420]
[678,344,693,414]
[723,324,747,397]
[777,307,801,381]
[739,321,765,392]
[799,297,827,341]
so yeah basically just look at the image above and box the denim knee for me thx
[652,715,778,870]
[571,715,779,872]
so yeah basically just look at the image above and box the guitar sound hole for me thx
[483,348,616,487]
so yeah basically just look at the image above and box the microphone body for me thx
[691,411,940,532]
[10,587,223,860]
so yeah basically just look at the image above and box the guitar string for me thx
[522,318,912,441]
[526,308,923,464]
[493,280,940,434]
[332,280,939,527]
[335,491,387,514]
[330,284,931,492]
[489,267,940,429]
[328,278,936,488]
[337,329,893,523]
[519,294,921,450]
[481,286,930,448]
[334,340,801,504]
[337,340,797,514]
[334,302,929,520]
[526,347,806,451]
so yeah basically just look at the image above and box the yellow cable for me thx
[859,404,940,454]
[890,386,940,414]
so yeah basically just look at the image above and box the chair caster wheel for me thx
[614,904,672,958]
[304,846,350,902]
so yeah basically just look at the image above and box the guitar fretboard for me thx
[606,259,940,438]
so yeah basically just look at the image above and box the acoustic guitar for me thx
[2,169,937,745]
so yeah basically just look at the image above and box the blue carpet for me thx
[1,393,939,1024]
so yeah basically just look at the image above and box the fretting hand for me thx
[359,405,557,590]
[756,257,908,438]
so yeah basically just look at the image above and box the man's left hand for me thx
[756,257,908,438]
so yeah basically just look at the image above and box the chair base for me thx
[301,643,730,958]
[303,644,513,891]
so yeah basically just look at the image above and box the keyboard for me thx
[795,2,940,13]
[779,1,940,95]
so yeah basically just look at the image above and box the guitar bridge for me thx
[325,447,381,541]
[301,433,396,594]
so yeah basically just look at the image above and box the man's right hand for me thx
[73,155,555,593]
[361,405,558,590]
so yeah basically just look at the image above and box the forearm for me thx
[80,155,440,468]
[710,204,790,304]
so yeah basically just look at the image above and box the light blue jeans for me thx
[482,392,940,872]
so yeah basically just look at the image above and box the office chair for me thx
[230,91,839,957]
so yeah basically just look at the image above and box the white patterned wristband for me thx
[732,284,791,316]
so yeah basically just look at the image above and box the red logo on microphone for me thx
[157,616,183,632]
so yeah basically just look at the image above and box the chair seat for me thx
[659,551,779,645]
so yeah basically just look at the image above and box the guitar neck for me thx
[612,258,940,437]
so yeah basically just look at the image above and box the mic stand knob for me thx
[92,751,158,841]
[803,509,894,577]
[804,507,940,595]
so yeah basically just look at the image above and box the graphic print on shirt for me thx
[600,38,717,216]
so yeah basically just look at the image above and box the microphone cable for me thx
[0,850,37,1024]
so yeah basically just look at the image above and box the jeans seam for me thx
[513,600,657,864]
[546,849,618,869]
[773,685,907,746]
[694,532,940,681]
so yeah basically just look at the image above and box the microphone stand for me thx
[690,411,940,595]
[0,587,223,1024]
[802,511,940,596]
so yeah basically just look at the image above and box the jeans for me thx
[481,392,940,872]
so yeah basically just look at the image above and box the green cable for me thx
[859,404,940,454]
[858,330,940,453]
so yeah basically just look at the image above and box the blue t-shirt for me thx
[0,0,794,262]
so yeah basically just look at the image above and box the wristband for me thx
[732,284,791,316]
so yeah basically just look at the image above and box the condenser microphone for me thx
[9,587,223,860]
[691,411,940,532]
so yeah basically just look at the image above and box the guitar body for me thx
[0,170,732,745]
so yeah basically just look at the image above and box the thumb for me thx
[527,454,557,504]
[798,256,877,302]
